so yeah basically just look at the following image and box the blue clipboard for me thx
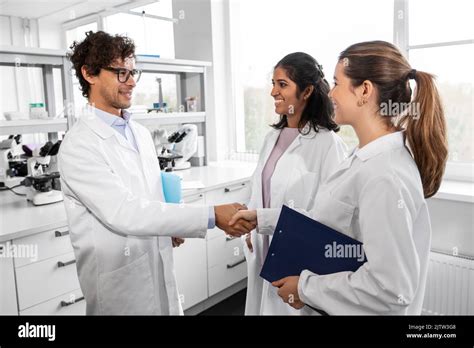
[260,205,367,284]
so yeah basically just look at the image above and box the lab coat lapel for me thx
[129,122,157,194]
[80,111,137,153]
[270,130,310,207]
[284,134,302,154]
[324,153,356,182]
[260,130,280,166]
[284,124,317,155]
[251,130,279,208]
[113,130,138,153]
[270,139,301,207]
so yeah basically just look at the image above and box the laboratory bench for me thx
[0,161,256,315]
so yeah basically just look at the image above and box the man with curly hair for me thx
[58,31,254,315]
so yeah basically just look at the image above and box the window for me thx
[66,22,99,116]
[65,22,98,49]
[103,1,176,113]
[131,72,178,112]
[229,0,393,156]
[407,0,473,180]
[64,0,176,116]
[229,0,473,182]
[103,1,175,58]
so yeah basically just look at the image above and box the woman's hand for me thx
[272,276,305,309]
[228,209,257,228]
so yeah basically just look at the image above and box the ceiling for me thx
[0,0,156,24]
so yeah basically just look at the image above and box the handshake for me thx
[214,203,258,237]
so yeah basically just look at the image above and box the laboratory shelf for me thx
[0,118,68,136]
[136,56,211,73]
[131,112,205,126]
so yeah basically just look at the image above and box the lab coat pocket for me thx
[98,252,157,315]
[314,193,356,236]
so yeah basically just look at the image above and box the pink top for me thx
[261,127,300,208]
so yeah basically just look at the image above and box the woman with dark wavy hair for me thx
[241,52,347,315]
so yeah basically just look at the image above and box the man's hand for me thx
[172,237,185,248]
[214,203,255,237]
[272,276,305,309]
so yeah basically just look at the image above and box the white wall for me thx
[38,19,63,49]
[172,0,233,162]
[428,198,474,257]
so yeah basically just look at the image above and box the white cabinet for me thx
[13,226,72,268]
[11,226,84,314]
[16,251,80,311]
[173,192,208,311]
[20,289,85,315]
[207,233,247,296]
[0,249,18,315]
[174,180,252,310]
[205,181,251,296]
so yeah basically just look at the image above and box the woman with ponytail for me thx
[232,41,448,314]
[241,52,347,315]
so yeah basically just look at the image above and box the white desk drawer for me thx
[20,288,85,315]
[182,192,205,204]
[207,234,244,269]
[173,238,207,310]
[13,226,72,268]
[208,257,247,296]
[0,254,17,314]
[16,251,80,310]
[206,181,251,205]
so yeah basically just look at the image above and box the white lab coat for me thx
[257,131,431,315]
[243,125,347,315]
[58,111,208,315]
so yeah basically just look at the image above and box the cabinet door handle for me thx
[184,194,203,203]
[60,296,85,307]
[224,183,246,193]
[55,230,69,237]
[226,256,246,269]
[57,259,76,268]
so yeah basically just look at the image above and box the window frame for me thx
[397,0,474,182]
[228,0,474,180]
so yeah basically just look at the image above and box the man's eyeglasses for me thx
[102,67,142,83]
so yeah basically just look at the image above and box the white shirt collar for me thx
[90,105,131,127]
[354,131,405,162]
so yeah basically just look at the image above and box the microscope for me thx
[156,124,198,171]
[0,135,27,187]
[23,141,63,205]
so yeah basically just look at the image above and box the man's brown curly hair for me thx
[67,31,136,99]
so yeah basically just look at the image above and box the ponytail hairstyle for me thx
[272,52,339,134]
[339,41,448,198]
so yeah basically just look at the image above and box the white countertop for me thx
[3,159,467,243]
[0,161,256,242]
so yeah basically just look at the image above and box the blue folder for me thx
[260,205,367,283]
[161,172,182,203]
